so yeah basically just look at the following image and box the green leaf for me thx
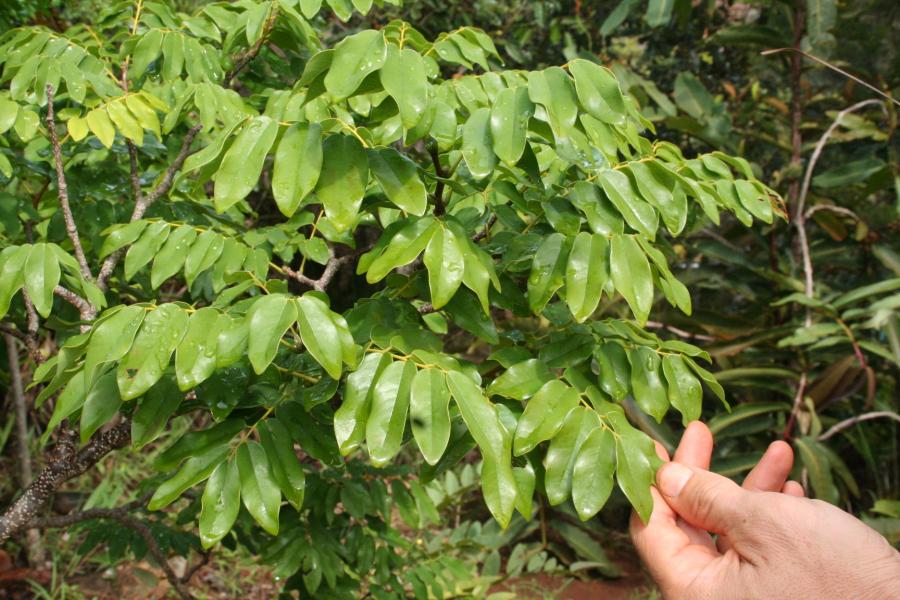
[117,304,189,400]
[594,342,631,401]
[0,100,19,135]
[183,229,224,286]
[199,458,241,549]
[0,246,28,319]
[335,352,391,454]
[813,157,884,189]
[237,442,281,535]
[447,371,517,527]
[644,0,674,27]
[569,181,624,236]
[381,46,429,129]
[366,217,436,282]
[86,107,116,148]
[80,367,123,443]
[175,307,223,390]
[213,116,278,211]
[130,28,164,79]
[295,294,344,379]
[461,243,499,315]
[601,0,639,35]
[424,223,465,309]
[461,107,496,180]
[366,359,415,466]
[125,221,170,280]
[572,426,616,520]
[527,67,578,137]
[631,161,687,235]
[487,358,552,401]
[154,419,244,472]
[150,224,196,289]
[409,367,451,465]
[794,436,839,504]
[132,375,182,449]
[629,346,668,422]
[369,148,427,216]
[513,380,580,456]
[100,220,149,258]
[609,411,658,523]
[545,406,600,506]
[684,357,727,405]
[610,234,654,324]
[565,232,609,322]
[83,305,145,385]
[324,29,387,100]
[569,59,626,125]
[272,122,323,217]
[597,169,658,240]
[24,243,60,318]
[661,354,702,426]
[107,100,144,145]
[259,418,306,510]
[489,86,534,165]
[527,232,569,314]
[512,462,536,520]
[148,442,229,510]
[246,294,296,375]
[316,135,368,232]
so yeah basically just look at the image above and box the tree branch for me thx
[472,213,497,242]
[46,85,93,282]
[22,290,42,363]
[282,245,363,292]
[0,419,131,546]
[225,4,279,87]
[54,285,97,326]
[97,123,203,290]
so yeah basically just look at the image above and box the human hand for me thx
[630,422,900,600]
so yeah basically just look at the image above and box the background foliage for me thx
[0,0,897,598]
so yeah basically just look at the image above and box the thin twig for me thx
[46,85,93,282]
[225,4,279,86]
[794,99,885,327]
[472,213,497,242]
[32,492,193,600]
[817,411,900,442]
[761,48,900,107]
[283,254,355,292]
[804,204,860,221]
[127,140,145,206]
[782,370,808,440]
[0,324,29,343]
[645,321,716,342]
[22,291,41,363]
[4,334,43,565]
[429,145,446,216]
[97,124,203,290]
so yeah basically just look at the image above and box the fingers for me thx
[630,486,718,591]
[742,441,794,492]
[782,480,805,497]
[656,462,751,535]
[673,421,714,469]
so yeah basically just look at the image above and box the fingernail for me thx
[658,463,693,497]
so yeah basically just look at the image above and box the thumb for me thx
[656,462,752,535]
